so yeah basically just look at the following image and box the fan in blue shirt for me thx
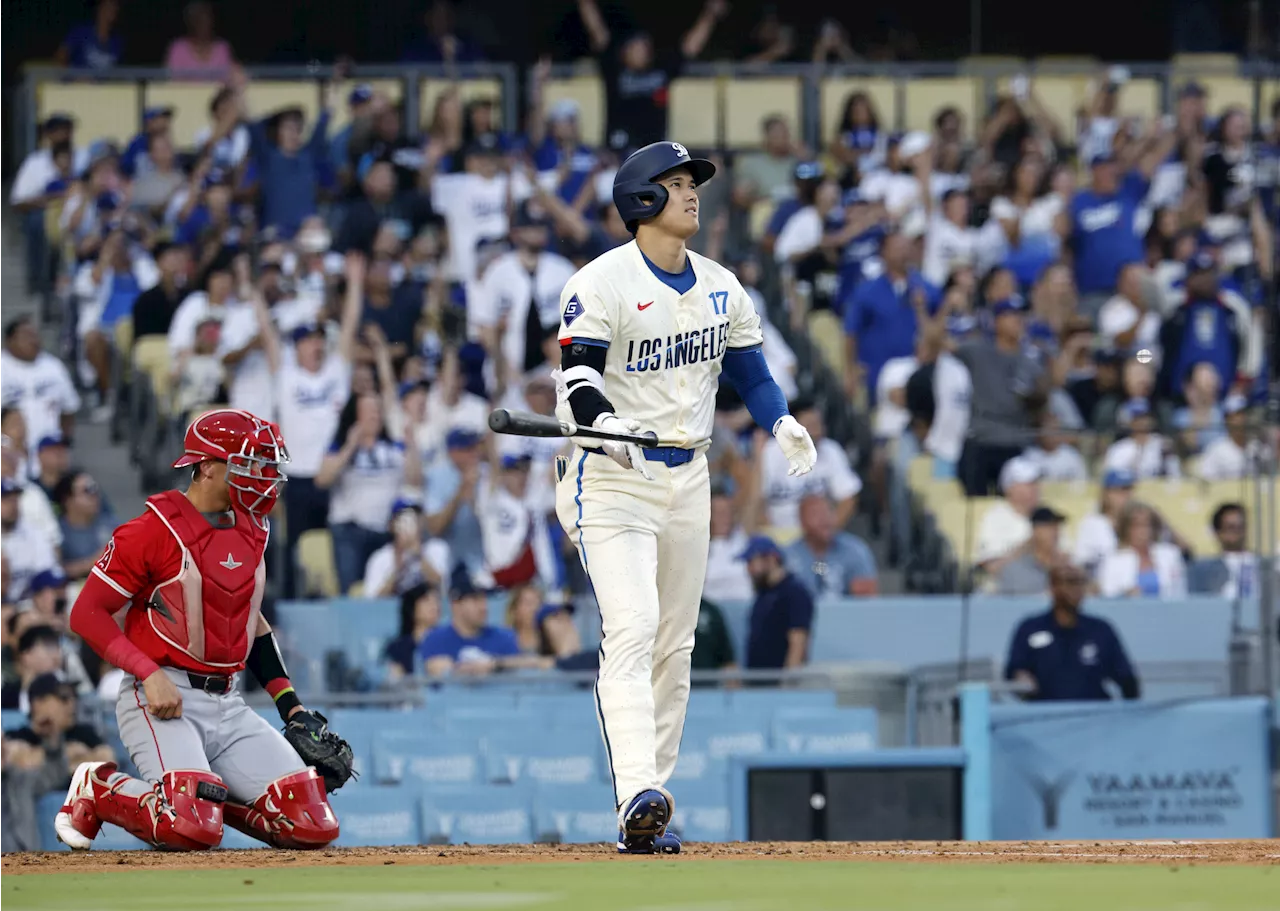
[1067,134,1174,298]
[58,1,123,71]
[418,566,519,676]
[1004,561,1140,702]
[843,232,940,396]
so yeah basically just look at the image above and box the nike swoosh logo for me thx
[637,301,654,311]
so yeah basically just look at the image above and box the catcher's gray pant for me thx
[114,667,305,803]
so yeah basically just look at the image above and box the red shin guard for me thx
[222,768,339,849]
[78,766,227,851]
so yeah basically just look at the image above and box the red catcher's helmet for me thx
[172,409,289,515]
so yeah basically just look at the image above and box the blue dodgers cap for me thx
[446,428,482,450]
[290,322,324,343]
[29,568,68,593]
[390,496,423,516]
[37,433,69,451]
[397,379,429,399]
[1090,151,1118,167]
[1223,393,1248,416]
[1187,250,1216,273]
[991,296,1027,318]
[348,83,375,107]
[1120,397,1153,424]
[793,160,824,181]
[1102,468,1137,489]
[500,452,533,470]
[1,477,22,496]
[737,534,783,562]
[143,106,174,122]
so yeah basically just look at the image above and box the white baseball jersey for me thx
[1,350,81,459]
[557,241,763,449]
[471,250,576,373]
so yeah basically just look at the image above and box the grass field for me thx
[5,854,1279,911]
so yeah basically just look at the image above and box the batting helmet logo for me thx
[612,140,717,234]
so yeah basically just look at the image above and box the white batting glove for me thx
[773,414,817,476]
[594,414,654,481]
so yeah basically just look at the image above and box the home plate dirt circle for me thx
[5,841,1278,874]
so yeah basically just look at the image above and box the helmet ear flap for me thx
[623,182,669,233]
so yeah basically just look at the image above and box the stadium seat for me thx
[330,787,422,846]
[728,688,838,716]
[806,310,847,383]
[903,78,978,135]
[669,77,720,149]
[686,713,770,762]
[819,77,900,142]
[724,77,801,149]
[2,710,26,732]
[421,788,534,845]
[328,78,404,134]
[934,497,997,566]
[35,792,70,851]
[324,707,423,776]
[131,337,172,414]
[428,688,520,715]
[515,690,596,724]
[1114,78,1161,128]
[38,82,139,146]
[331,597,400,671]
[1188,76,1254,112]
[420,78,504,131]
[1170,53,1240,74]
[685,689,731,716]
[143,82,222,147]
[542,76,606,147]
[772,708,879,754]
[668,775,731,843]
[531,782,617,844]
[482,726,599,785]
[372,729,481,786]
[296,529,339,597]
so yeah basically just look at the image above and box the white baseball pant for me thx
[556,446,709,810]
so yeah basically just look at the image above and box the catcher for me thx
[55,409,354,851]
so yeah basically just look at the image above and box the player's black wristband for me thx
[246,631,301,722]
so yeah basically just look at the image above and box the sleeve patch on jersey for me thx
[96,537,116,572]
[563,294,585,327]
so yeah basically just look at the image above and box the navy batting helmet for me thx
[613,141,716,233]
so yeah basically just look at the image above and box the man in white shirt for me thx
[760,398,861,535]
[1,317,80,462]
[167,255,241,361]
[363,498,450,597]
[10,114,88,210]
[1,478,60,603]
[1097,263,1160,353]
[1198,397,1267,481]
[261,251,361,596]
[1103,398,1181,479]
[471,200,576,395]
[974,455,1040,575]
[703,485,754,603]
[420,349,490,465]
[0,420,62,553]
[922,189,978,286]
[1022,416,1088,481]
[431,138,526,288]
[860,131,930,221]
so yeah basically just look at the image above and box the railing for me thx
[16,59,1280,164]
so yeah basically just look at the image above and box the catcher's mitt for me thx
[283,710,356,793]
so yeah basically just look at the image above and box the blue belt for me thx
[585,445,697,467]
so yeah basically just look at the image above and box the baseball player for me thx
[553,140,817,854]
[54,409,354,851]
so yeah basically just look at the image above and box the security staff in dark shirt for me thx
[1005,558,1140,701]
[741,536,814,671]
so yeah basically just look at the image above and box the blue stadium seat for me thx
[2,709,28,731]
[515,690,596,724]
[331,598,400,670]
[482,727,599,785]
[36,792,71,852]
[421,788,534,845]
[686,690,731,716]
[670,776,731,844]
[727,688,838,716]
[219,825,268,849]
[326,707,426,779]
[330,787,422,846]
[772,708,878,754]
[372,729,481,785]
[531,782,617,844]
[688,713,771,761]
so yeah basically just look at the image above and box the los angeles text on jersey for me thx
[623,321,731,373]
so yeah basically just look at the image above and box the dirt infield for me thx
[5,840,1277,874]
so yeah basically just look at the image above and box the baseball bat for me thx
[488,409,660,448]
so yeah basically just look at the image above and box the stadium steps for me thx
[2,190,147,520]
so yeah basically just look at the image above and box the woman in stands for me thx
[506,583,580,661]
[829,92,884,185]
[384,582,442,680]
[1097,501,1188,599]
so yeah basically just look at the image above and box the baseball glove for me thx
[283,710,357,793]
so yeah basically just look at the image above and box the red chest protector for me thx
[141,490,269,669]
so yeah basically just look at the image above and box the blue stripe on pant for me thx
[575,450,619,805]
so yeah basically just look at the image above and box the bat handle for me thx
[640,431,659,448]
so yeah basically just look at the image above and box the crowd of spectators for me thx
[4,0,1278,700]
